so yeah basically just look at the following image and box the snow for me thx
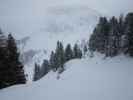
[0,1,133,100]
[0,55,133,100]
[14,5,99,81]
[22,6,99,51]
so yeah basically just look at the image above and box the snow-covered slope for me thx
[15,5,100,80]
[0,55,133,100]
[16,5,100,57]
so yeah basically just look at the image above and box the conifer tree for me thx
[0,29,3,34]
[83,45,88,55]
[65,44,73,62]
[118,14,125,35]
[124,13,133,56]
[49,51,56,70]
[73,44,82,58]
[33,63,40,81]
[89,17,110,54]
[40,60,50,77]
[107,16,119,57]
[7,34,26,85]
[0,33,26,89]
[89,12,133,57]
[0,40,8,88]
[55,41,65,68]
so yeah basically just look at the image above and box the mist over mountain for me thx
[0,1,133,100]
[15,6,99,69]
[0,0,133,38]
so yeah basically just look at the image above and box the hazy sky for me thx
[0,0,132,37]
[0,0,132,16]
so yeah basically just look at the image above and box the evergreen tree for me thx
[49,41,65,71]
[65,44,73,62]
[124,13,133,56]
[89,28,98,51]
[89,12,133,57]
[33,63,40,81]
[33,60,50,81]
[55,41,65,69]
[7,34,26,85]
[73,44,82,58]
[107,16,119,57]
[49,51,56,70]
[0,29,3,34]
[40,60,50,78]
[0,42,8,88]
[118,14,126,53]
[0,33,26,89]
[118,14,125,35]
[83,45,88,55]
[89,17,110,54]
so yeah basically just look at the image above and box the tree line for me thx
[1,12,132,86]
[33,41,82,81]
[34,12,133,81]
[0,31,26,89]
[89,12,133,57]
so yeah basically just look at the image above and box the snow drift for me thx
[0,55,133,100]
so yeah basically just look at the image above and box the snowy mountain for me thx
[22,6,100,51]
[43,6,100,33]
[15,5,100,80]
[0,55,133,100]
[0,0,133,99]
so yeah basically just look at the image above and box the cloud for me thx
[0,0,132,37]
[0,0,132,16]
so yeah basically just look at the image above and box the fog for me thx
[0,0,132,16]
[0,0,132,37]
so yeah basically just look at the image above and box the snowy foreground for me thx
[0,55,133,100]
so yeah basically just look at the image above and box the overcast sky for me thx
[0,0,132,37]
[0,0,132,16]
